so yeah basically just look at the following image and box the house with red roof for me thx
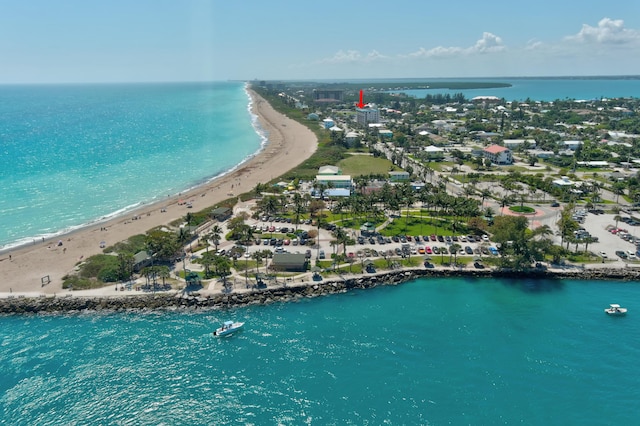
[483,144,513,165]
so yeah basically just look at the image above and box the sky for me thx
[1,0,639,83]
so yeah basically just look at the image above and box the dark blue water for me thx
[2,277,639,424]
[390,77,640,101]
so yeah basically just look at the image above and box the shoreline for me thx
[0,88,318,294]
[0,84,267,253]
[1,266,638,314]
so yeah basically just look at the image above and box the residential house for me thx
[424,145,445,160]
[378,129,393,139]
[503,139,537,150]
[562,140,583,150]
[345,131,359,146]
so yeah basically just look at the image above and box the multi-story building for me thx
[356,107,379,126]
[483,144,513,165]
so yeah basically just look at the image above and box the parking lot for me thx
[578,210,640,265]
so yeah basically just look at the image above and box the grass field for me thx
[337,154,397,176]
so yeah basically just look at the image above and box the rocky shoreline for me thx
[1,267,639,314]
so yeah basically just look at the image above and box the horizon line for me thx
[2,74,640,86]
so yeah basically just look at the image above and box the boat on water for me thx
[213,320,245,337]
[604,304,627,316]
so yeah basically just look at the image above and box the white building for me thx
[356,107,380,126]
[483,144,513,165]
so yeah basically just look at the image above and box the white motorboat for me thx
[214,320,244,337]
[604,304,627,316]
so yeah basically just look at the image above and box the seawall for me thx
[1,267,639,315]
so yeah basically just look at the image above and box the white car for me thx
[600,251,607,258]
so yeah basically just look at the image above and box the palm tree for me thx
[480,188,493,206]
[614,214,622,229]
[252,251,263,276]
[499,195,513,215]
[292,192,305,230]
[209,225,223,253]
[332,227,349,257]
[200,253,214,279]
[450,243,461,265]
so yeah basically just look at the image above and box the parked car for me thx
[465,246,473,255]
[615,250,628,259]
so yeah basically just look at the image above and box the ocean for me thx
[0,82,263,250]
[1,277,639,424]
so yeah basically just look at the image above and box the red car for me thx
[430,234,437,241]
[425,246,433,254]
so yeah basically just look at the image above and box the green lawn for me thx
[380,216,464,237]
[337,155,398,176]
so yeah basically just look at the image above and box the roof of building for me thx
[425,145,444,152]
[318,165,341,175]
[325,188,351,197]
[272,253,307,265]
[484,144,509,154]
[211,207,231,215]
[316,175,352,181]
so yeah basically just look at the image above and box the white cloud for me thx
[406,32,505,58]
[318,49,387,64]
[566,18,640,44]
[473,32,505,53]
[525,39,543,50]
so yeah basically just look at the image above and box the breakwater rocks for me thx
[1,267,639,314]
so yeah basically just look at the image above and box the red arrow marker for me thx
[356,90,365,108]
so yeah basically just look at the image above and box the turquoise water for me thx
[0,82,263,249]
[2,277,639,424]
[391,77,640,101]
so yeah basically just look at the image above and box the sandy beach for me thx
[0,89,318,294]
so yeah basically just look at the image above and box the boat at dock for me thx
[214,320,244,337]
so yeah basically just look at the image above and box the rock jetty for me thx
[1,267,638,314]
